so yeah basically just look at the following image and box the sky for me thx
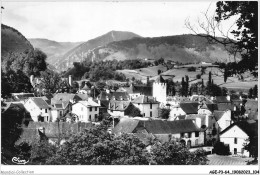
[1,1,236,42]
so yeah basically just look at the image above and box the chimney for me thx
[226,95,230,101]
[239,96,242,100]
[195,118,201,128]
[120,96,123,101]
[106,89,110,94]
[69,75,72,86]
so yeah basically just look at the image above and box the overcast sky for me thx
[1,1,236,42]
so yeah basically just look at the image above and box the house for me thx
[97,91,130,101]
[50,101,71,122]
[185,114,219,142]
[24,97,52,122]
[113,118,204,147]
[213,110,232,132]
[169,102,199,120]
[72,99,100,122]
[125,84,153,100]
[219,121,258,157]
[166,96,190,106]
[51,93,88,104]
[213,96,231,105]
[198,103,213,115]
[108,101,140,117]
[131,95,159,118]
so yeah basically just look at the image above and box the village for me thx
[2,67,258,165]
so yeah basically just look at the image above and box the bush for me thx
[187,67,196,72]
[213,141,230,155]
[196,74,201,79]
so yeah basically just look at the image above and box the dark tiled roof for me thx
[179,102,198,114]
[206,103,218,112]
[214,96,230,103]
[126,84,153,96]
[76,94,89,101]
[112,117,139,135]
[213,110,225,121]
[220,121,258,137]
[109,100,131,111]
[217,103,235,111]
[186,114,206,126]
[113,119,201,135]
[98,91,130,101]
[131,95,159,104]
[141,120,201,134]
[31,97,50,109]
[52,93,77,103]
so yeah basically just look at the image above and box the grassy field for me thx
[118,64,257,91]
[207,154,254,165]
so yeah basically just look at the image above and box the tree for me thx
[30,140,58,165]
[46,126,149,165]
[39,69,62,94]
[253,85,257,98]
[186,1,258,76]
[157,69,162,75]
[248,88,253,99]
[208,71,212,86]
[150,141,208,165]
[159,108,170,119]
[213,141,230,155]
[185,75,189,96]
[244,135,258,161]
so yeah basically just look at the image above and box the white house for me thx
[50,101,71,122]
[132,95,159,118]
[213,110,232,132]
[169,102,198,120]
[219,121,257,157]
[72,99,100,122]
[24,97,51,122]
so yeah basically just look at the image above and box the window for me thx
[150,103,152,109]
[45,109,47,113]
[95,114,98,121]
[46,116,48,122]
[143,113,145,117]
[95,107,97,111]
[195,139,198,146]
[150,111,152,117]
[90,107,92,112]
[60,111,62,116]
[195,132,199,137]
[181,133,184,138]
[89,115,91,121]
[234,148,237,154]
[188,132,192,138]
[234,138,237,144]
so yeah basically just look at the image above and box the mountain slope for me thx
[57,30,141,71]
[29,38,82,66]
[83,34,240,64]
[1,24,33,56]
